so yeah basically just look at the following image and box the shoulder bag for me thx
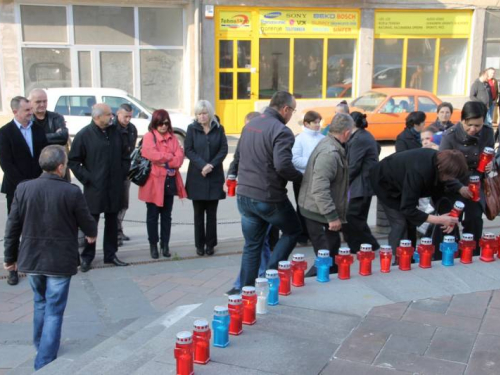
[483,156,500,220]
[128,133,156,186]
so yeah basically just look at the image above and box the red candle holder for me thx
[449,201,464,218]
[335,247,353,280]
[226,175,237,197]
[480,233,497,262]
[477,147,494,173]
[278,261,292,296]
[193,319,211,364]
[397,239,414,271]
[228,295,243,335]
[459,233,476,264]
[291,253,307,287]
[174,331,194,375]
[241,286,257,325]
[379,245,392,273]
[357,244,375,276]
[468,176,481,202]
[417,237,435,269]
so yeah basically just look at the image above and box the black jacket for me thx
[395,127,421,153]
[34,111,69,146]
[347,128,379,199]
[429,120,454,132]
[4,173,97,276]
[0,121,48,196]
[116,118,138,155]
[237,108,302,202]
[470,79,492,108]
[370,148,446,226]
[184,120,228,201]
[68,122,130,214]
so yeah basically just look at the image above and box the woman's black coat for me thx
[184,120,228,201]
[395,127,421,153]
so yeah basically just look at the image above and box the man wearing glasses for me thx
[68,103,130,271]
[236,91,303,288]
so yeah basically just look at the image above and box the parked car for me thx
[45,88,190,144]
[307,88,461,141]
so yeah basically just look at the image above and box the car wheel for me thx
[175,132,185,147]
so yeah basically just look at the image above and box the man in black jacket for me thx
[237,91,303,287]
[470,69,493,126]
[0,96,48,285]
[3,145,97,371]
[29,89,69,146]
[68,103,130,271]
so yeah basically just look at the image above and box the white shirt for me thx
[292,127,325,174]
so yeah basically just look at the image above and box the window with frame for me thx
[483,11,500,79]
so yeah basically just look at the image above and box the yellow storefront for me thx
[215,7,360,134]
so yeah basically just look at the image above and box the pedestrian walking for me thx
[184,100,228,256]
[139,109,186,259]
[0,96,48,285]
[3,145,97,371]
[68,103,130,271]
[470,69,493,126]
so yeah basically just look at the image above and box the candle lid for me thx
[462,233,474,241]
[265,269,279,279]
[228,294,242,304]
[400,239,412,247]
[484,147,495,155]
[292,253,305,262]
[318,249,330,258]
[176,331,192,344]
[193,319,209,332]
[420,237,432,245]
[338,247,351,255]
[483,232,496,240]
[443,235,455,243]
[278,261,291,269]
[228,174,237,180]
[453,201,465,210]
[255,277,268,287]
[214,306,229,316]
[242,286,256,296]
[379,245,392,253]
[360,244,372,252]
[469,175,480,183]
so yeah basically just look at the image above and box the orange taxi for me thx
[308,88,461,141]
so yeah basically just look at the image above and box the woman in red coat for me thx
[139,110,187,259]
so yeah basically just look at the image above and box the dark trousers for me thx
[305,217,340,274]
[192,200,219,250]
[293,180,309,243]
[343,196,380,252]
[81,212,118,263]
[6,194,13,214]
[117,179,131,235]
[146,195,174,246]
[382,203,407,255]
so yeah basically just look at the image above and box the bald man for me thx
[68,103,130,271]
[29,89,68,146]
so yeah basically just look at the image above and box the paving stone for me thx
[143,280,179,300]
[375,349,466,375]
[479,307,500,335]
[425,327,476,363]
[133,359,176,374]
[465,350,500,375]
[402,307,482,333]
[358,315,436,340]
[334,328,389,364]
[447,291,491,319]
[0,345,34,368]
[410,298,450,314]
[383,334,432,355]
[368,302,409,320]
[473,333,500,352]
[434,263,500,292]
[490,290,500,309]
[321,359,413,375]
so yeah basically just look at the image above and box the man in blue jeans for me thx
[3,145,97,370]
[236,91,303,287]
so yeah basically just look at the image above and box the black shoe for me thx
[121,234,130,241]
[7,270,18,285]
[80,261,91,273]
[150,243,159,259]
[161,243,171,258]
[196,248,205,256]
[104,256,129,267]
[117,238,124,247]
[224,287,241,296]
[205,247,215,256]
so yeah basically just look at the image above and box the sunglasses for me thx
[159,121,170,127]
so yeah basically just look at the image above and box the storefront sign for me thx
[219,11,252,31]
[375,11,472,36]
[259,10,359,35]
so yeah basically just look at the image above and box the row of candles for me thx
[174,228,500,374]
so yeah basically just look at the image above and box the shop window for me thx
[78,51,92,87]
[405,39,436,92]
[21,5,67,43]
[237,73,251,99]
[139,8,183,46]
[373,39,403,88]
[438,39,468,96]
[73,6,134,45]
[326,39,356,98]
[220,73,233,100]
[259,39,290,99]
[22,48,71,94]
[293,39,323,99]
[140,49,183,109]
[483,12,500,79]
[219,41,234,68]
[237,41,251,69]
[100,52,133,94]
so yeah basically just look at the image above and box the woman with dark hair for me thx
[429,102,455,131]
[343,111,380,252]
[139,109,187,259]
[439,101,494,250]
[395,111,426,152]
[370,148,468,254]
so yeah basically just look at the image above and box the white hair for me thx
[194,100,219,126]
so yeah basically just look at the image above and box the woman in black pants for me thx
[185,100,228,256]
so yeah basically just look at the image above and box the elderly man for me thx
[298,113,353,276]
[29,89,68,146]
[3,145,97,371]
[0,96,48,285]
[68,103,130,271]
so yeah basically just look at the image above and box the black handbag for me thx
[128,133,156,186]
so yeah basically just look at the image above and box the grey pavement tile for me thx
[334,328,390,364]
[189,361,280,375]
[490,290,500,309]
[479,306,500,335]
[431,263,500,292]
[473,333,500,352]
[425,327,476,363]
[463,262,500,282]
[0,323,32,344]
[367,302,409,320]
[142,279,179,300]
[0,302,21,313]
[375,349,466,375]
[402,307,482,333]
[321,359,413,375]
[133,360,176,374]
[359,315,436,340]
[0,345,34,368]
[383,334,432,355]
[447,291,492,319]
[409,298,450,314]
[465,350,500,375]
[411,265,473,295]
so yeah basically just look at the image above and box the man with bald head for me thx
[29,89,68,146]
[68,103,130,271]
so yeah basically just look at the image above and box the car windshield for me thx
[126,94,156,114]
[351,91,387,112]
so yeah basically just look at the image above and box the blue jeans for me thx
[487,103,494,126]
[29,275,71,371]
[237,195,301,287]
[233,225,272,289]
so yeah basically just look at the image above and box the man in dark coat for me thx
[3,145,97,371]
[470,69,492,126]
[68,103,130,271]
[0,96,48,285]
